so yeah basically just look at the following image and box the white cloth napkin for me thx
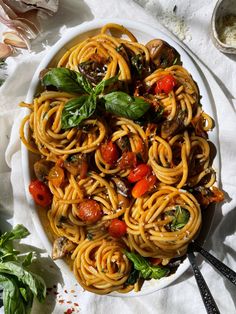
[1,0,236,313]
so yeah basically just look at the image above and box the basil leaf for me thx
[0,225,29,248]
[125,268,139,285]
[124,251,169,280]
[103,91,150,120]
[0,274,27,314]
[61,95,96,129]
[0,262,46,303]
[93,75,118,96]
[22,252,34,268]
[75,71,93,94]
[169,206,190,231]
[42,68,92,94]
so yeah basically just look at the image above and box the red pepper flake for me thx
[64,290,68,294]
[65,309,75,314]
[74,303,79,307]
[67,301,72,304]
[59,300,64,304]
[53,291,59,295]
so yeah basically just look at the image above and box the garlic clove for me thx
[3,31,28,49]
[0,42,13,59]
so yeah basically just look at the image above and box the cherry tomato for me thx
[147,174,157,189]
[108,219,127,238]
[149,258,162,265]
[100,141,119,165]
[154,74,176,94]
[132,178,150,198]
[77,199,103,224]
[132,175,157,198]
[47,165,65,187]
[118,152,137,170]
[128,164,151,183]
[29,179,52,207]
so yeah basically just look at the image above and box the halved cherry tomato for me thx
[149,257,162,265]
[132,178,149,198]
[77,199,103,224]
[100,141,119,165]
[132,174,157,198]
[147,174,157,189]
[47,165,65,187]
[29,179,52,207]
[128,164,151,183]
[154,74,176,94]
[108,219,127,238]
[118,152,137,170]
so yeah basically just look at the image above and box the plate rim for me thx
[21,18,220,297]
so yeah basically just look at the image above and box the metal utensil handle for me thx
[192,242,236,286]
[188,252,220,314]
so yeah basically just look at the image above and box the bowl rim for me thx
[21,18,220,297]
[211,0,236,52]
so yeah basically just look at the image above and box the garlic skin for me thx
[0,0,59,51]
[0,42,13,58]
[3,31,28,49]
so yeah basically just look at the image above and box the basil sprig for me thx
[166,205,190,231]
[125,251,169,281]
[41,67,150,129]
[60,75,119,129]
[0,225,46,314]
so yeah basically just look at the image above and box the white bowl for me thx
[211,0,236,54]
[21,18,220,297]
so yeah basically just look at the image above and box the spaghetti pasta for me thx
[20,23,224,295]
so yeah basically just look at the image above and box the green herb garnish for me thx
[0,225,46,314]
[124,251,169,280]
[42,68,150,129]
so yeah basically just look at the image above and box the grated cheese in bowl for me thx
[217,15,236,47]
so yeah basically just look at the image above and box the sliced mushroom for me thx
[117,193,130,209]
[161,110,185,139]
[145,39,181,68]
[34,159,54,181]
[64,154,88,178]
[116,136,131,152]
[78,60,107,84]
[52,237,75,260]
[112,177,130,197]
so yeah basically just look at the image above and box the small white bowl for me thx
[211,0,236,54]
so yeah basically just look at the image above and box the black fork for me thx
[187,241,236,314]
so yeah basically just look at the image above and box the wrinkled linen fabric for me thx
[0,0,236,313]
